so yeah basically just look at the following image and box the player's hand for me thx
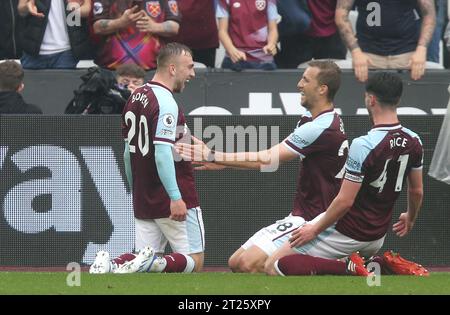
[229,48,247,63]
[392,212,414,237]
[351,48,373,82]
[169,199,187,222]
[175,136,210,162]
[408,45,426,81]
[26,0,45,18]
[192,161,226,171]
[288,224,318,248]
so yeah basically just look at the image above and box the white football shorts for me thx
[243,212,385,259]
[288,223,385,260]
[272,213,385,259]
[242,215,307,256]
[135,207,205,255]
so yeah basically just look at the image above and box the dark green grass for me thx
[0,272,449,295]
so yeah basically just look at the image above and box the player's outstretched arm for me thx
[176,137,297,170]
[192,161,227,171]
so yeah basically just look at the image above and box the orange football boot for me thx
[347,252,371,276]
[383,250,429,276]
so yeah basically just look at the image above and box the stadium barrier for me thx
[22,69,450,115]
[1,115,448,267]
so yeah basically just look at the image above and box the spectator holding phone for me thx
[92,0,181,70]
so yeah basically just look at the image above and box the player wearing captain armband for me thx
[268,72,427,277]
[176,60,350,274]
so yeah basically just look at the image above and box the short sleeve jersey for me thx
[305,0,339,37]
[121,81,199,219]
[92,0,181,70]
[355,0,420,55]
[169,0,219,49]
[216,0,278,62]
[336,123,423,241]
[283,109,348,221]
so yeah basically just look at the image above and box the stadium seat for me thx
[76,59,96,68]
[194,61,207,68]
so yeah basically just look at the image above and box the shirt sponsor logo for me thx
[289,134,309,147]
[163,114,176,128]
[146,1,161,18]
[233,2,241,8]
[158,129,173,136]
[346,155,361,171]
[168,0,179,15]
[255,0,266,11]
[93,2,103,15]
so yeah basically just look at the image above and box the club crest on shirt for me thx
[163,114,176,128]
[93,1,103,15]
[255,0,266,11]
[168,0,179,15]
[146,1,161,18]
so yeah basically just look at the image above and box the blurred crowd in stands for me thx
[1,0,450,114]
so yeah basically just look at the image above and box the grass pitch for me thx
[0,272,449,295]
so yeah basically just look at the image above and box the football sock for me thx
[113,253,137,266]
[275,254,347,275]
[150,253,195,273]
[366,255,393,275]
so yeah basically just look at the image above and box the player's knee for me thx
[228,255,241,272]
[238,257,261,273]
[190,253,204,272]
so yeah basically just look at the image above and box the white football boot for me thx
[114,246,156,274]
[89,250,114,274]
